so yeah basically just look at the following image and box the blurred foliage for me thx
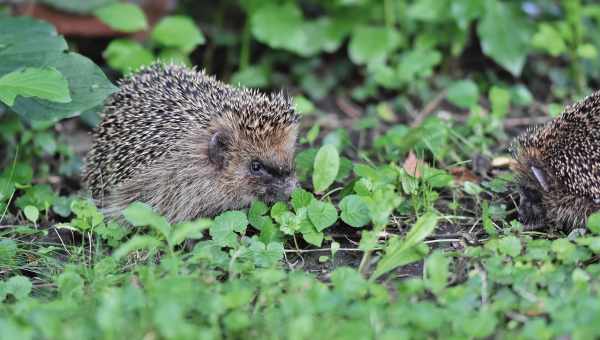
[3,0,600,339]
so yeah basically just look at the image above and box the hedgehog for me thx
[83,63,299,223]
[511,90,600,230]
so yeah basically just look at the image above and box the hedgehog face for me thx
[238,125,299,204]
[207,120,298,207]
[517,180,546,228]
[246,158,297,203]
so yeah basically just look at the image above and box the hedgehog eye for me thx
[250,160,264,175]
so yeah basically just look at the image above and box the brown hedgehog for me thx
[83,63,299,223]
[511,91,600,230]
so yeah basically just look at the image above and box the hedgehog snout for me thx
[262,176,297,202]
[518,185,546,228]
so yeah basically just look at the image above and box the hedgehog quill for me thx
[84,63,299,223]
[512,91,600,230]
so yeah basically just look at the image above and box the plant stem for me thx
[383,0,396,29]
[358,249,372,276]
[239,16,251,71]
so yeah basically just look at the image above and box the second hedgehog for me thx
[84,64,299,223]
[512,90,600,230]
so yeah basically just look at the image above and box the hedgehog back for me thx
[84,64,238,196]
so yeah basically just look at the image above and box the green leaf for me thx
[587,212,600,234]
[348,26,402,65]
[294,95,315,115]
[489,86,510,118]
[477,1,531,76]
[461,310,497,338]
[0,16,117,123]
[113,236,162,260]
[302,229,324,247]
[250,3,303,51]
[104,39,154,73]
[339,195,370,228]
[372,212,439,280]
[0,239,17,265]
[0,67,71,106]
[214,211,248,234]
[307,200,338,232]
[230,65,270,88]
[577,44,598,59]
[0,177,15,203]
[210,211,248,247]
[249,239,284,267]
[170,219,210,246]
[94,2,148,33]
[122,202,171,238]
[151,16,205,53]
[447,79,479,109]
[291,188,314,211]
[4,276,32,300]
[498,235,522,257]
[532,23,567,56]
[312,144,340,193]
[424,250,450,294]
[23,205,39,223]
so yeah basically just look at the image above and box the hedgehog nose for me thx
[284,177,298,196]
[276,177,297,200]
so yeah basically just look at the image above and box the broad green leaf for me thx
[0,177,16,202]
[0,239,17,265]
[294,95,315,115]
[313,144,340,193]
[348,26,402,65]
[4,276,32,300]
[23,205,39,223]
[231,65,270,88]
[532,23,566,56]
[249,200,269,229]
[577,44,598,59]
[250,3,304,51]
[587,212,600,234]
[498,235,521,257]
[249,239,284,267]
[94,2,147,33]
[122,202,171,238]
[213,210,248,234]
[339,195,370,228]
[477,1,531,76]
[447,79,479,109]
[461,310,497,338]
[489,86,510,118]
[0,67,71,106]
[307,200,338,232]
[151,16,205,52]
[424,250,450,294]
[302,229,324,247]
[170,219,210,246]
[0,16,117,123]
[210,210,248,247]
[157,48,191,66]
[104,39,154,73]
[291,188,314,211]
[407,0,449,22]
[55,271,84,299]
[372,212,439,280]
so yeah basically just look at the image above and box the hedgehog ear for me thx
[208,131,230,169]
[531,166,549,192]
